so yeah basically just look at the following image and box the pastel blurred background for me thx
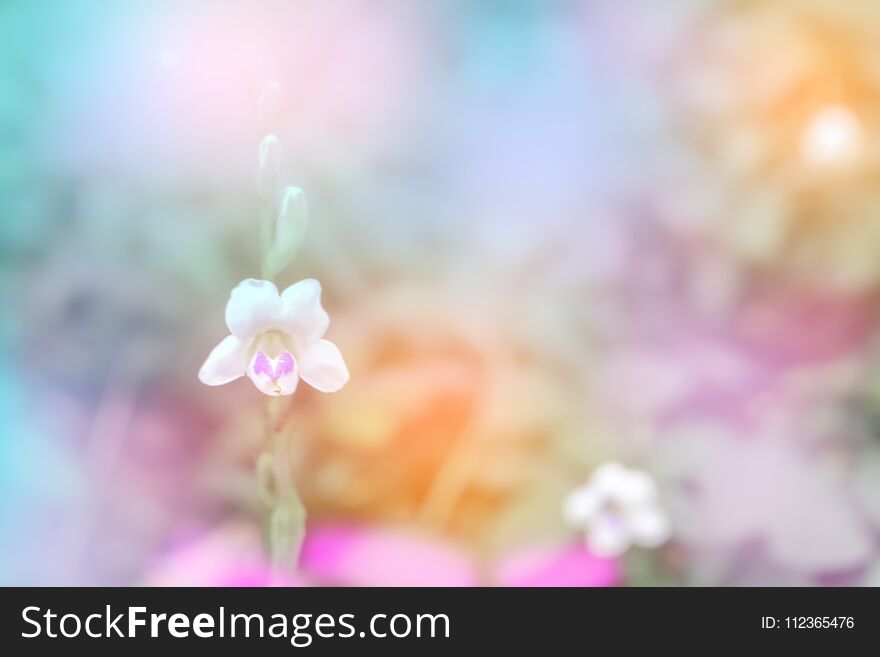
[3,0,880,586]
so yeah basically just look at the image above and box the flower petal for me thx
[298,339,349,392]
[563,486,602,528]
[198,335,248,386]
[614,469,658,507]
[279,279,329,346]
[587,513,632,558]
[627,506,671,549]
[225,279,282,340]
[592,462,630,496]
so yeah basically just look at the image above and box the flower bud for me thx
[264,186,308,279]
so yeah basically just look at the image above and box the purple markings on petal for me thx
[253,351,273,379]
[274,352,295,379]
[253,350,295,381]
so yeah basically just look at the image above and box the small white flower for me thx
[198,278,349,397]
[564,462,671,558]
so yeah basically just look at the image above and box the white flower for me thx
[564,463,671,558]
[198,278,349,396]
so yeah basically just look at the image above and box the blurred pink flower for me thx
[301,523,478,587]
[145,522,302,586]
[148,522,623,587]
[495,542,620,587]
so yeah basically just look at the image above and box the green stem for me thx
[254,129,306,583]
[258,393,307,585]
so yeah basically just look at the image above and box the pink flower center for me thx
[253,351,295,394]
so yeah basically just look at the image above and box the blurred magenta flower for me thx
[198,278,349,396]
[301,523,478,587]
[495,542,620,587]
[147,522,623,587]
[145,523,303,586]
